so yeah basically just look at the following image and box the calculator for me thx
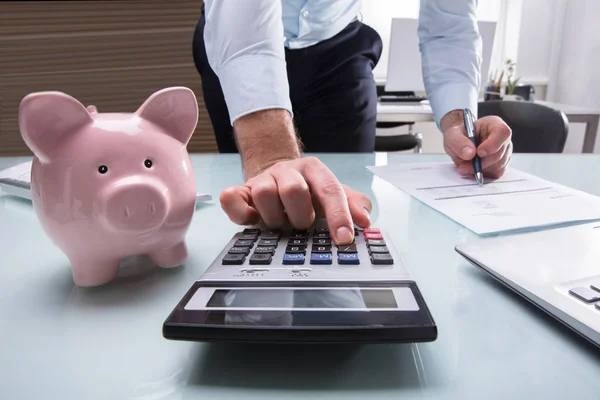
[162,219,437,344]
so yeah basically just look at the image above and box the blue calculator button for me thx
[310,252,332,265]
[338,252,359,264]
[283,253,305,265]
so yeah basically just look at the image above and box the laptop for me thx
[455,222,600,348]
[0,160,212,204]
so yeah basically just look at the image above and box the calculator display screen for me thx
[168,284,431,333]
[205,288,398,309]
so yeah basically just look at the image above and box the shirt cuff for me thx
[428,82,479,129]
[217,54,293,125]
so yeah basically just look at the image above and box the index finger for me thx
[301,157,354,245]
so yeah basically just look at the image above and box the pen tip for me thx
[476,172,484,186]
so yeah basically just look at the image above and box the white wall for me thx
[514,0,557,84]
[550,0,600,153]
[552,1,600,107]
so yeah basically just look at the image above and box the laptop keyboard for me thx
[568,286,600,303]
[568,285,600,310]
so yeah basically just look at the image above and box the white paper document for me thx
[367,162,600,235]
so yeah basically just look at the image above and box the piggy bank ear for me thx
[19,92,93,163]
[135,87,198,145]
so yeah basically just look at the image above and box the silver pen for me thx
[463,108,483,186]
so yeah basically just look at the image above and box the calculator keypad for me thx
[220,227,395,267]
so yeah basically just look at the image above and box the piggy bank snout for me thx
[101,177,169,232]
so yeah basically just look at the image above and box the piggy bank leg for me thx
[70,257,121,287]
[149,242,188,268]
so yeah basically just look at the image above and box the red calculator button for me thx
[363,228,381,234]
[364,232,384,240]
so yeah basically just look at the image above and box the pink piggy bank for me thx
[18,87,199,287]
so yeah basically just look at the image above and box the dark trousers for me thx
[192,13,383,153]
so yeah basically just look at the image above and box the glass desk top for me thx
[1,153,600,399]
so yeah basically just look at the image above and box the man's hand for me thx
[220,157,372,245]
[220,109,371,245]
[441,110,513,179]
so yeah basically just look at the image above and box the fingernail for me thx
[479,149,487,157]
[363,207,371,225]
[336,226,353,244]
[461,146,474,158]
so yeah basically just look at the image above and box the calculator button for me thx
[313,238,331,246]
[254,246,275,254]
[258,239,278,247]
[228,246,250,255]
[312,245,331,253]
[234,239,254,247]
[283,253,305,265]
[288,239,307,246]
[285,245,306,254]
[371,253,394,265]
[364,232,384,240]
[261,230,281,239]
[369,245,389,254]
[314,228,329,234]
[222,253,246,265]
[367,239,386,247]
[310,253,332,265]
[569,287,600,303]
[337,243,357,253]
[243,228,261,234]
[259,234,280,240]
[363,228,381,234]
[291,231,308,239]
[249,253,272,265]
[238,233,259,241]
[338,253,359,264]
[314,232,330,239]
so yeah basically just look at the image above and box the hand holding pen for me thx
[463,108,484,186]
[440,109,513,181]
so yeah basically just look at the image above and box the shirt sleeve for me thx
[203,0,293,125]
[417,0,482,128]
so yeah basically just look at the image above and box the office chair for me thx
[375,85,423,153]
[477,100,569,153]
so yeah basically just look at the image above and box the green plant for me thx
[505,58,521,95]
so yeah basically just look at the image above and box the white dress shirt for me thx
[203,0,481,128]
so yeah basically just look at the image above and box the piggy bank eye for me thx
[144,159,153,168]
[98,165,108,174]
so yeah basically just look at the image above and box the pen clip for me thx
[463,108,475,137]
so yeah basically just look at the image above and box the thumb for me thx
[445,126,476,161]
[343,185,372,228]
[219,185,260,225]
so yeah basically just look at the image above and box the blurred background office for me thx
[0,0,598,156]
